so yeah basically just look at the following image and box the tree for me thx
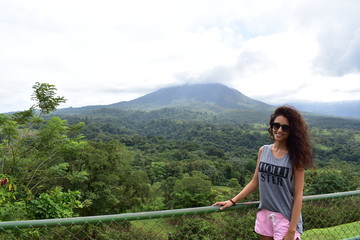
[227,178,240,188]
[31,82,66,115]
[0,83,89,221]
[148,161,167,183]
[64,140,153,215]
[27,187,82,219]
[305,168,357,195]
[0,82,67,176]
[172,171,216,208]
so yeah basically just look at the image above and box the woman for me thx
[213,106,314,240]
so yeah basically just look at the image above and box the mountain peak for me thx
[109,83,273,111]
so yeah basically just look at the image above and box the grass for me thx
[314,143,332,151]
[131,218,176,239]
[212,185,232,192]
[303,221,360,240]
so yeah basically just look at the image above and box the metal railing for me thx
[0,190,359,239]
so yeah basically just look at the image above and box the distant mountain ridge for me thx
[55,83,360,119]
[54,83,276,123]
[287,101,360,118]
[107,83,273,111]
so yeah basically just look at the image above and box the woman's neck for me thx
[273,141,288,152]
[272,141,288,159]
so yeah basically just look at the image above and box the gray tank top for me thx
[258,144,303,233]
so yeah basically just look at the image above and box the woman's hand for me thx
[212,200,234,210]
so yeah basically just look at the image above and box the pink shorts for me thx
[255,209,301,240]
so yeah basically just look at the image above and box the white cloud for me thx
[1,0,360,113]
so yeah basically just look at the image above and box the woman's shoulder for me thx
[260,144,272,151]
[258,144,271,156]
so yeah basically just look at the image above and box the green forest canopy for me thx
[0,82,359,222]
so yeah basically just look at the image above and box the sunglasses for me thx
[271,122,290,132]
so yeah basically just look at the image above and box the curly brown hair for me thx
[268,105,314,169]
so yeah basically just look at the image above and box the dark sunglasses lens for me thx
[272,123,289,132]
[272,123,280,130]
[282,125,290,132]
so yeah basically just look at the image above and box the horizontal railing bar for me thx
[302,190,360,201]
[0,204,254,230]
[0,190,359,230]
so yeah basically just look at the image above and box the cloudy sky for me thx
[1,0,360,113]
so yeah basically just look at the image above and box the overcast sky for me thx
[1,0,360,113]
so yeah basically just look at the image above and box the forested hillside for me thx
[0,83,359,224]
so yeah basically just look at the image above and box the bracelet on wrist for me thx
[229,199,236,206]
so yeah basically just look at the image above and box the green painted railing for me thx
[0,190,359,239]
